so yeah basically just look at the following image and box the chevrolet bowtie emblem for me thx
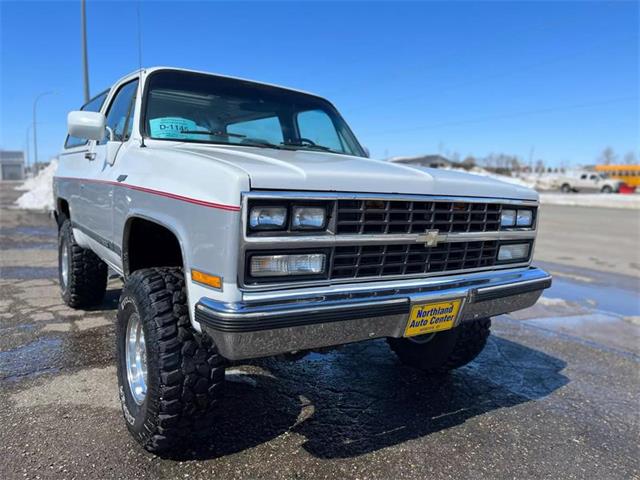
[417,229,440,247]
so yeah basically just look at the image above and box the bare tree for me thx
[462,156,476,170]
[623,151,638,165]
[598,147,617,165]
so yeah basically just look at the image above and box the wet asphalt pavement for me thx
[1,182,639,479]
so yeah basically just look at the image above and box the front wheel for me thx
[116,267,225,453]
[560,184,572,193]
[600,185,613,193]
[387,318,491,374]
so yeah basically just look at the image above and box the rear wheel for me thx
[601,185,613,193]
[116,267,225,453]
[387,318,491,374]
[560,183,572,193]
[58,219,108,308]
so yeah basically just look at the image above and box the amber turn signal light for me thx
[191,269,222,289]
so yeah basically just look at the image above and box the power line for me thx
[341,35,637,115]
[361,96,637,137]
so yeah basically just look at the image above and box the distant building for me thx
[389,154,458,169]
[0,150,25,180]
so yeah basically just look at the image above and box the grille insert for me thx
[330,241,499,279]
[336,200,503,234]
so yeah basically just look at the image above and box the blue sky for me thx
[1,0,638,167]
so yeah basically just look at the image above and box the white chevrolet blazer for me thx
[54,67,551,453]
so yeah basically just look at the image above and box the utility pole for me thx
[33,91,53,171]
[25,126,31,172]
[81,0,90,103]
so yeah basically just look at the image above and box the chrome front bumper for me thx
[196,267,551,360]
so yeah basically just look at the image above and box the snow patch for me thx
[539,193,640,210]
[537,297,571,307]
[14,160,58,211]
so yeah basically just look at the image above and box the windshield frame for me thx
[140,68,367,157]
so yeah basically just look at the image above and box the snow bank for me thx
[539,193,640,210]
[443,166,557,191]
[464,167,535,188]
[14,160,58,211]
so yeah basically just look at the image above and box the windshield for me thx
[143,70,365,156]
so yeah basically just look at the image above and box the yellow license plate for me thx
[404,299,463,337]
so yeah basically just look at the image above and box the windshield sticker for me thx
[149,117,208,139]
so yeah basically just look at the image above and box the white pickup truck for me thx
[557,170,624,193]
[54,67,551,453]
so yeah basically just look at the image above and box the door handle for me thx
[84,152,96,161]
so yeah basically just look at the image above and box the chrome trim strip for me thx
[197,297,408,320]
[239,261,532,292]
[242,230,536,248]
[244,190,539,205]
[240,266,544,303]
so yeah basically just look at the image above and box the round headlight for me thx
[249,206,287,230]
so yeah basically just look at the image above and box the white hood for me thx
[167,143,538,201]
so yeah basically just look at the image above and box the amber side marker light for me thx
[191,269,222,289]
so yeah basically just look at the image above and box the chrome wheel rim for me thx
[125,313,147,405]
[60,238,69,288]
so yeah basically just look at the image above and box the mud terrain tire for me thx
[116,267,225,453]
[58,219,108,308]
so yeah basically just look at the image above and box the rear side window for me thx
[64,90,109,149]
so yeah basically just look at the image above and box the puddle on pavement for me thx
[0,240,55,250]
[0,226,56,237]
[526,313,640,355]
[0,266,58,280]
[0,337,63,381]
[0,226,56,250]
[546,277,640,317]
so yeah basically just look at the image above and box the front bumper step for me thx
[196,267,551,360]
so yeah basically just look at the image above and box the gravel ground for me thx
[1,182,638,479]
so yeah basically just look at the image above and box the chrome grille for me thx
[336,200,503,234]
[331,241,499,279]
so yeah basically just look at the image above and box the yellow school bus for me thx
[594,165,640,188]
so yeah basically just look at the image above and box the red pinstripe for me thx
[55,176,241,212]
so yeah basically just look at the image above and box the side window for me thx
[64,90,109,149]
[296,110,343,151]
[580,174,588,180]
[589,174,597,180]
[227,116,283,144]
[101,80,139,144]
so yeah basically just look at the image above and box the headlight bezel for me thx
[247,200,332,235]
[501,208,535,229]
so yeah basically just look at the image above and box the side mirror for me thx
[67,111,106,141]
[363,146,371,158]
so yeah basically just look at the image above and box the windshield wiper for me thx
[180,130,246,138]
[178,131,282,149]
[281,141,333,152]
